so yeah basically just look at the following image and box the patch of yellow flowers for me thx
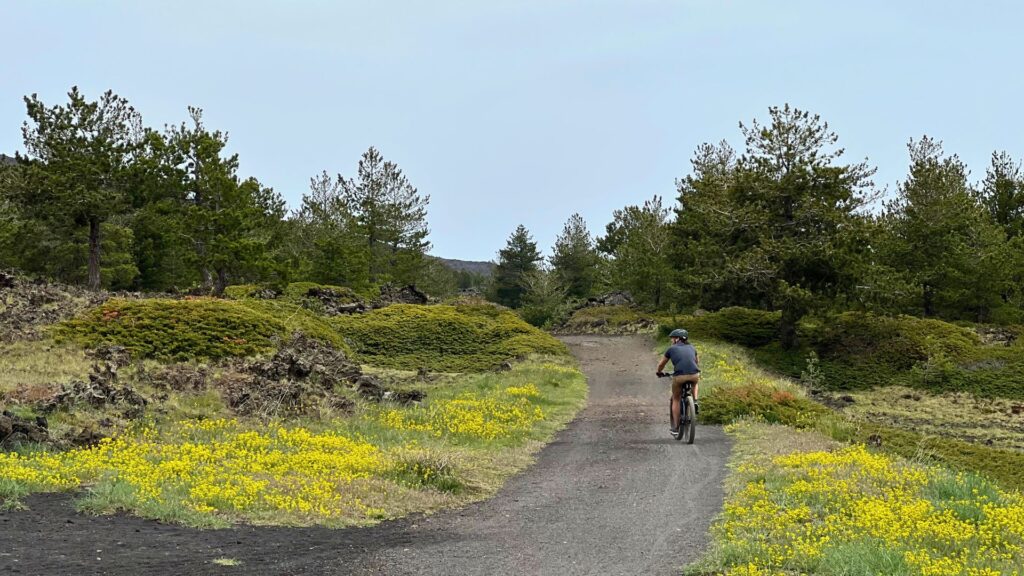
[0,378,554,523]
[1,419,387,520]
[380,384,544,440]
[717,444,1024,576]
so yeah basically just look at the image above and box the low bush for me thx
[331,304,568,372]
[813,312,979,371]
[54,298,347,361]
[663,307,781,347]
[700,382,827,427]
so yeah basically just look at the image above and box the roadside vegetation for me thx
[673,309,1024,489]
[1,358,585,526]
[691,420,1024,576]
[682,335,1024,575]
[0,277,586,526]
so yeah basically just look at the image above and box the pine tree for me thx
[292,171,369,288]
[341,147,430,285]
[550,213,600,299]
[598,196,671,307]
[673,106,876,347]
[982,151,1024,239]
[491,224,542,308]
[884,138,1012,320]
[164,108,286,294]
[20,87,143,289]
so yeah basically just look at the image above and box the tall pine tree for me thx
[340,147,430,285]
[550,213,599,299]
[20,87,142,289]
[491,224,542,308]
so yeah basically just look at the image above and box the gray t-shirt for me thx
[664,343,699,376]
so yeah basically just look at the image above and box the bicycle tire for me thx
[684,396,696,444]
[669,398,683,441]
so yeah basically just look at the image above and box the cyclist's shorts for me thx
[672,373,700,396]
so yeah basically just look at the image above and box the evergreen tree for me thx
[598,196,672,307]
[673,106,876,347]
[550,213,599,299]
[19,87,143,289]
[292,171,370,289]
[164,108,286,294]
[519,267,567,327]
[884,138,1012,320]
[491,224,542,308]
[341,147,430,285]
[982,151,1024,239]
[0,160,25,269]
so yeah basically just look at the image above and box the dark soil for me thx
[0,336,730,576]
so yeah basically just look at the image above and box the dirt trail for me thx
[0,335,730,575]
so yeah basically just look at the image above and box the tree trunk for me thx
[213,267,229,296]
[779,305,802,350]
[88,217,102,291]
[923,284,934,317]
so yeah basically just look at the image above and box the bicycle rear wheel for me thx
[683,396,696,444]
[669,398,684,441]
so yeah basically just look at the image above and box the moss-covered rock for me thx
[331,304,568,372]
[555,305,659,335]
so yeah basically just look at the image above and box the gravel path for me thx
[0,335,730,575]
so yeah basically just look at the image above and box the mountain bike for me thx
[658,373,696,444]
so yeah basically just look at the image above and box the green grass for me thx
[835,420,1024,492]
[0,340,92,394]
[828,385,1024,452]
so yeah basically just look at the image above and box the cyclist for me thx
[656,328,700,437]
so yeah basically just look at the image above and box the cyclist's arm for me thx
[657,354,670,374]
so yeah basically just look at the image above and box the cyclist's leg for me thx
[680,374,700,417]
[670,376,683,430]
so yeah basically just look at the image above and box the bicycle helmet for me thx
[669,328,689,340]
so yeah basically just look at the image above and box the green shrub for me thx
[225,282,363,307]
[331,304,568,372]
[813,312,979,371]
[281,282,360,304]
[54,298,350,361]
[661,307,782,347]
[701,382,828,427]
[222,284,264,300]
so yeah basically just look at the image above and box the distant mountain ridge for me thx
[0,153,17,166]
[435,257,495,277]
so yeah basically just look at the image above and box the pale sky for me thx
[2,1,1022,261]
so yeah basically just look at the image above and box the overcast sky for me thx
[2,1,1022,261]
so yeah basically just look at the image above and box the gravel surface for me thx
[0,335,730,575]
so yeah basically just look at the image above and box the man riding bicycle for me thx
[656,328,700,437]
